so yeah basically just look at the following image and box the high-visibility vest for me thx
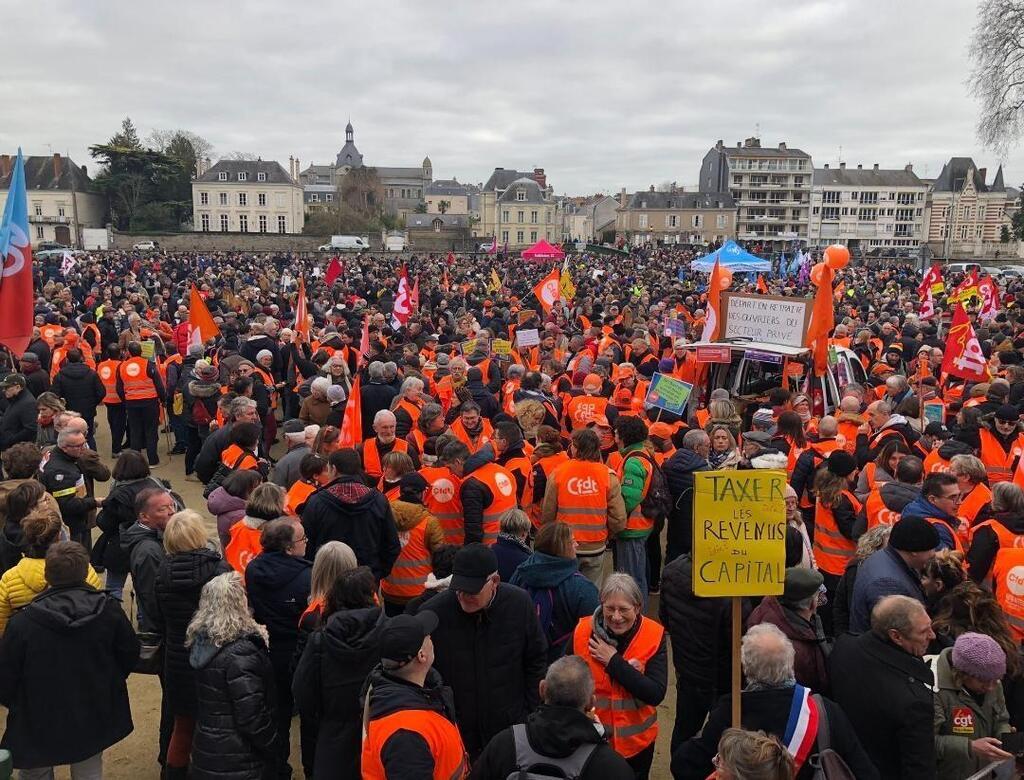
[361,706,468,780]
[694,408,710,429]
[254,366,277,410]
[784,436,807,475]
[979,429,1024,484]
[528,452,570,527]
[1015,455,1024,490]
[502,454,533,504]
[991,545,1024,641]
[862,462,887,494]
[971,518,1024,582]
[551,460,611,546]
[923,449,953,475]
[469,462,517,545]
[960,482,992,530]
[49,346,68,379]
[573,615,663,758]
[797,440,841,510]
[40,324,62,347]
[381,511,432,600]
[420,466,463,545]
[617,451,656,536]
[436,376,456,414]
[225,523,262,574]
[396,398,423,429]
[221,444,260,472]
[565,395,609,431]
[285,480,316,516]
[81,323,101,351]
[97,359,122,405]
[864,487,903,530]
[408,429,428,458]
[835,420,861,455]
[118,356,158,401]
[925,516,965,554]
[449,418,493,455]
[812,490,862,576]
[361,438,409,481]
[867,427,907,453]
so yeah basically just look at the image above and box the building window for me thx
[501,230,509,243]
[258,193,266,206]
[220,214,229,232]
[310,193,319,203]
[692,214,703,228]
[433,218,443,232]
[219,193,228,206]
[35,225,44,239]
[977,226,984,239]
[823,207,840,220]
[823,191,839,204]
[668,215,678,228]
[531,231,538,242]
[517,210,525,222]
[33,202,42,216]
[57,205,65,217]
[259,215,267,232]
[257,172,266,182]
[516,189,526,201]
[218,172,228,181]
[326,193,333,202]
[516,230,524,243]
[502,210,510,222]
[859,192,878,205]
[960,225,969,240]
[239,214,248,232]
[200,192,209,205]
[531,210,538,223]
[638,214,648,229]
[276,194,286,207]
[916,208,922,217]
[238,193,247,206]
[278,215,287,234]
[717,214,727,228]
[858,208,877,221]
[238,172,248,182]
[200,214,209,231]
[812,207,820,215]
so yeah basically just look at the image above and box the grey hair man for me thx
[269,419,313,489]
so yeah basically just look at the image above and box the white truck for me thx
[319,235,369,251]
[81,228,110,250]
[385,234,406,252]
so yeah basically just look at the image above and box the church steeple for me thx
[345,120,354,144]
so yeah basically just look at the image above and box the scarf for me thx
[708,449,732,469]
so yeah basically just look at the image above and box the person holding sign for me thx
[570,573,667,780]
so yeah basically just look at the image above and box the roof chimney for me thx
[873,164,879,171]
[979,167,987,184]
[532,167,547,189]
[649,184,655,192]
[715,140,724,150]
[778,142,787,151]
[619,187,628,208]
[823,163,829,169]
[904,163,913,173]
[53,153,62,180]
[856,164,862,170]
[744,137,761,148]
[839,162,846,170]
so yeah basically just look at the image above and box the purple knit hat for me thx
[952,632,1006,681]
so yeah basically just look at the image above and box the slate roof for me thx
[483,168,536,191]
[497,177,550,204]
[813,167,924,187]
[406,213,468,228]
[723,144,810,159]
[624,191,736,209]
[426,179,473,196]
[376,166,427,180]
[197,159,296,184]
[931,157,1003,193]
[0,155,94,192]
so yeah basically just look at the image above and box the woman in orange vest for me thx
[570,572,666,778]
[811,451,862,618]
[381,472,445,616]
[219,422,268,477]
[854,438,910,502]
[966,481,1024,585]
[285,454,328,517]
[225,483,286,574]
[379,452,415,502]
[770,411,808,475]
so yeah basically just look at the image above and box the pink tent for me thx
[520,239,565,262]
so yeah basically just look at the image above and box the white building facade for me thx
[192,160,305,234]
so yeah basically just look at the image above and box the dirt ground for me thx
[1,419,677,778]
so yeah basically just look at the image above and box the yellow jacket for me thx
[0,556,102,635]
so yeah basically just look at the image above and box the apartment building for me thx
[192,160,305,234]
[615,188,736,245]
[925,157,1018,259]
[478,168,561,247]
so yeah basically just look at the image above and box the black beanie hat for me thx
[826,450,857,478]
[889,516,940,553]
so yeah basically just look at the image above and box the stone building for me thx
[192,159,305,234]
[925,157,1019,259]
[478,167,561,247]
[615,188,736,245]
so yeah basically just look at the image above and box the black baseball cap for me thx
[450,543,498,594]
[0,374,27,389]
[380,612,438,666]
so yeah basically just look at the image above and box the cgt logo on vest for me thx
[431,479,455,503]
[951,707,975,735]
[124,362,142,377]
[567,476,600,496]
[1006,565,1024,597]
[494,472,515,497]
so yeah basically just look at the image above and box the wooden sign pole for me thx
[731,595,743,728]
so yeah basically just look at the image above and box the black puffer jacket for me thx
[183,377,221,430]
[0,388,36,451]
[51,361,105,418]
[292,606,385,778]
[93,475,171,574]
[190,632,278,780]
[153,548,231,716]
[662,448,709,559]
[659,554,748,691]
[244,551,312,667]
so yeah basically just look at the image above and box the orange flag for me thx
[339,374,363,448]
[578,314,592,332]
[805,263,835,376]
[294,276,311,340]
[188,284,220,348]
[756,274,768,294]
[833,280,847,302]
[532,268,560,313]
[700,260,733,342]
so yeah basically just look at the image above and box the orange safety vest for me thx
[97,359,122,405]
[797,440,841,510]
[40,324,62,347]
[470,462,518,545]
[925,516,965,554]
[81,323,101,351]
[812,490,862,575]
[694,408,710,429]
[436,375,457,414]
[979,428,1024,484]
[785,437,807,475]
[381,512,432,600]
[396,398,423,429]
[221,444,260,472]
[408,429,429,458]
[565,395,609,431]
[254,366,277,410]
[835,420,861,455]
[449,418,493,455]
[573,615,663,758]
[501,379,520,416]
[960,482,992,530]
[361,438,410,481]
[285,480,316,516]
[361,707,467,780]
[420,466,463,545]
[923,448,953,475]
[224,522,262,574]
[551,460,611,546]
[992,545,1024,641]
[502,454,533,505]
[528,452,570,527]
[617,451,656,536]
[864,487,903,530]
[118,356,158,401]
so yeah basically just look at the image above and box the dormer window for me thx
[218,172,228,181]
[516,189,526,201]
[257,172,266,182]
[238,172,248,182]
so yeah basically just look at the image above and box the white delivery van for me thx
[385,235,406,251]
[319,235,369,251]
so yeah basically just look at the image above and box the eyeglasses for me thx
[940,492,963,503]
[292,534,307,544]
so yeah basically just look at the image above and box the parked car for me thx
[36,241,69,252]
[133,240,159,250]
[944,262,981,276]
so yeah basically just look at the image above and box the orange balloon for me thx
[810,262,828,287]
[824,244,850,270]
[719,269,733,290]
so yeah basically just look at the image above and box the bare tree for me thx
[222,151,259,161]
[149,129,214,162]
[969,0,1024,153]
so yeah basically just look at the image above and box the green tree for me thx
[89,143,189,230]
[109,117,142,149]
[414,202,428,213]
[438,200,450,214]
[340,166,384,219]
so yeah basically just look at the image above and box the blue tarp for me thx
[690,240,771,273]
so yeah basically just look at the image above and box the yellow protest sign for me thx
[140,340,155,360]
[692,470,787,597]
[492,339,512,355]
[461,338,478,356]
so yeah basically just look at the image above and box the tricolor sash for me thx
[783,684,819,769]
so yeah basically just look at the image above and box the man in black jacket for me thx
[52,349,106,450]
[0,374,37,454]
[194,397,262,483]
[829,595,936,779]
[662,430,709,562]
[121,487,176,633]
[420,544,547,758]
[470,656,633,779]
[39,429,103,552]
[19,352,49,398]
[301,449,400,580]
[0,541,140,777]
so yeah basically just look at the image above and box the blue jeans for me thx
[614,537,649,612]
[105,569,126,600]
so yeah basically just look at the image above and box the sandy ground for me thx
[1,419,677,779]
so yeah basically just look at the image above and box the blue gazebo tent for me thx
[689,240,771,273]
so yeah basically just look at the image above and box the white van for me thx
[683,340,867,416]
[385,235,406,252]
[319,235,368,251]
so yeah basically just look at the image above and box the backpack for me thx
[203,450,250,499]
[622,450,673,523]
[191,398,212,427]
[506,723,598,780]
[808,693,856,780]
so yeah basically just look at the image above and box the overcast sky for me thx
[2,1,1019,196]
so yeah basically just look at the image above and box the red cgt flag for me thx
[338,374,363,448]
[324,256,344,286]
[941,305,989,382]
[918,264,944,297]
